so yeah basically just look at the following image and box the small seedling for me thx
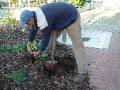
[31,42,48,61]
[6,69,27,84]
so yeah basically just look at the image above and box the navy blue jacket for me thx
[28,2,78,52]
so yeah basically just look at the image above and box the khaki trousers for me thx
[47,12,87,74]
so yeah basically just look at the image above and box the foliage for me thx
[31,41,48,61]
[31,0,47,7]
[0,40,47,60]
[0,12,16,26]
[31,0,86,8]
[13,41,27,53]
[68,0,86,8]
[9,0,16,4]
[31,41,39,51]
[0,41,27,53]
[7,69,27,84]
[0,1,8,8]
[31,2,41,7]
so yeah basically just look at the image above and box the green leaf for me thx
[7,69,27,84]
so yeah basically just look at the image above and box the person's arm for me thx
[38,28,52,52]
[27,26,37,53]
[28,26,37,43]
[29,28,51,57]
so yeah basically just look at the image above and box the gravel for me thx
[81,9,120,32]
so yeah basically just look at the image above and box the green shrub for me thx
[10,0,16,4]
[30,0,86,8]
[0,12,15,26]
[68,0,86,8]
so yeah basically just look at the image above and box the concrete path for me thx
[86,32,120,90]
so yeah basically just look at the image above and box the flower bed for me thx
[0,26,94,90]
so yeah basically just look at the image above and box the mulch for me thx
[0,27,94,90]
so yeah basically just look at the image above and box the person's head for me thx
[20,10,34,28]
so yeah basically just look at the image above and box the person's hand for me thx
[27,42,32,53]
[31,51,40,57]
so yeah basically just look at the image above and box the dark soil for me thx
[0,27,95,90]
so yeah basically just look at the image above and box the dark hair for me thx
[32,11,38,31]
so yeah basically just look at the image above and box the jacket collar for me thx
[34,8,48,30]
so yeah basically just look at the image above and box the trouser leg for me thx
[65,12,87,74]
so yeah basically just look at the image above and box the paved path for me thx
[86,33,120,90]
[81,9,120,90]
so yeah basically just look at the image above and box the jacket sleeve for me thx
[28,26,37,42]
[38,28,52,52]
